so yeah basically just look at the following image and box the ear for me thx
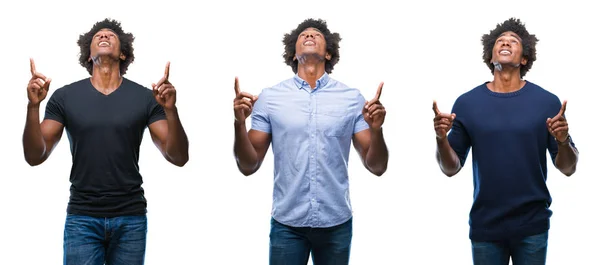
[293,55,297,61]
[521,57,527,66]
[325,53,331,60]
[120,53,126,60]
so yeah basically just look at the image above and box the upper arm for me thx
[41,90,66,159]
[352,129,370,164]
[148,120,168,156]
[447,100,471,167]
[447,119,471,167]
[351,93,370,162]
[147,93,168,155]
[248,129,271,165]
[249,89,272,164]
[40,119,64,158]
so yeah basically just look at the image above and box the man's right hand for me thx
[27,58,52,106]
[432,100,456,140]
[233,77,258,123]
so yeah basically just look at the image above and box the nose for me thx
[98,32,109,40]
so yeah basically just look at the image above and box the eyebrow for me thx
[300,28,323,35]
[498,32,522,41]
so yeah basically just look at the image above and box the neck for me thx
[90,56,123,94]
[487,66,524,93]
[296,55,326,89]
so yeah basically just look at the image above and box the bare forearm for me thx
[555,143,578,176]
[436,137,461,177]
[365,127,388,176]
[164,107,189,166]
[23,104,46,166]
[233,121,259,175]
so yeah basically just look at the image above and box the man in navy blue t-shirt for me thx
[23,19,189,264]
[433,18,579,265]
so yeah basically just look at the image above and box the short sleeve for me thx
[44,89,66,125]
[147,94,166,125]
[354,93,369,134]
[447,100,472,167]
[250,90,271,133]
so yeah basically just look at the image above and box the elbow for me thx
[173,158,188,167]
[24,153,42,167]
[443,171,458,177]
[240,169,255,177]
[367,161,387,177]
[25,158,41,167]
[235,159,259,176]
[562,166,576,177]
[168,153,189,167]
[371,165,387,177]
[440,164,461,177]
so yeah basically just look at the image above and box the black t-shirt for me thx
[45,78,166,217]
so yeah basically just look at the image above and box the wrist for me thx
[27,102,40,110]
[556,135,571,146]
[370,126,382,134]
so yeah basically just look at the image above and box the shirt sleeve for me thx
[147,93,166,125]
[353,93,369,134]
[251,90,271,133]
[447,99,472,167]
[44,89,66,125]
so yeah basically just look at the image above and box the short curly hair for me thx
[77,18,135,75]
[282,18,341,74]
[481,18,538,78]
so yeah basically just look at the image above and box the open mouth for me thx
[499,49,511,55]
[99,41,110,47]
[303,40,315,46]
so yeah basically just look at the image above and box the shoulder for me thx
[122,78,153,95]
[454,83,486,106]
[525,81,560,101]
[49,78,90,99]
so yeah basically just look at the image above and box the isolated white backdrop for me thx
[1,0,598,264]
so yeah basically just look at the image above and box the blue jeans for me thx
[269,217,352,265]
[471,231,549,265]
[63,214,147,265]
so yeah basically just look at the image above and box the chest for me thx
[463,99,551,140]
[268,90,359,137]
[63,91,149,134]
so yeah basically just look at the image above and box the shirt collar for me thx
[293,72,330,90]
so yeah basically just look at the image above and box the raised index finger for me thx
[30,58,36,76]
[432,100,440,116]
[164,61,170,80]
[234,77,240,95]
[558,100,567,117]
[374,82,383,100]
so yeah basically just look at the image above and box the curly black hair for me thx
[282,18,341,74]
[77,18,135,75]
[481,18,538,78]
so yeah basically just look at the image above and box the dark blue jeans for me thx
[269,217,352,265]
[63,214,147,265]
[471,231,549,265]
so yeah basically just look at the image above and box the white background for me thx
[1,0,598,264]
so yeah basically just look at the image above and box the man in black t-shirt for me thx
[23,18,189,265]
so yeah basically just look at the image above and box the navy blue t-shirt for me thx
[448,81,576,241]
[44,78,165,217]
